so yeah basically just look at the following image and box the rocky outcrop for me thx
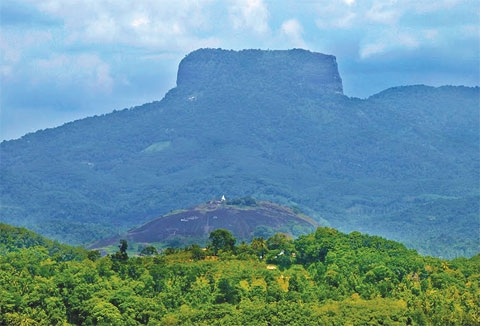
[90,200,318,249]
[176,48,343,95]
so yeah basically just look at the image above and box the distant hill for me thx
[91,198,318,250]
[0,48,478,258]
[0,223,89,260]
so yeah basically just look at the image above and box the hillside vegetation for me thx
[0,224,478,325]
[1,49,478,258]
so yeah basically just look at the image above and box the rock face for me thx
[176,48,343,95]
[91,200,318,249]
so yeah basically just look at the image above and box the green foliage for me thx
[1,225,478,325]
[226,197,257,207]
[208,229,236,255]
[0,223,91,261]
[111,239,129,262]
[139,245,158,256]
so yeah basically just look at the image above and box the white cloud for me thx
[131,16,149,28]
[93,61,114,93]
[84,13,118,43]
[336,12,357,28]
[359,42,386,58]
[311,0,478,60]
[31,0,217,52]
[0,29,52,81]
[280,19,306,48]
[365,2,401,25]
[0,39,21,80]
[33,53,114,93]
[229,0,270,35]
[314,0,471,31]
[409,0,461,13]
[423,29,439,41]
[359,28,422,59]
[397,32,419,48]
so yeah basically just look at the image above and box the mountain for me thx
[0,48,478,258]
[91,198,318,251]
[176,48,343,95]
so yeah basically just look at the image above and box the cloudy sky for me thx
[1,0,478,140]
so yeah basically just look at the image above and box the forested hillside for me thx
[0,223,90,259]
[0,224,478,325]
[1,49,478,257]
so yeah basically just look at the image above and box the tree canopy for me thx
[0,224,478,325]
[208,229,236,255]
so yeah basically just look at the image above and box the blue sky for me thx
[1,0,479,140]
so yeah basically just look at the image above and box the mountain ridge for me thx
[0,48,478,258]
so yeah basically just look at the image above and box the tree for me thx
[190,244,206,261]
[251,237,268,259]
[266,233,292,251]
[87,250,101,261]
[112,239,128,261]
[208,229,236,255]
[215,278,240,304]
[140,246,158,256]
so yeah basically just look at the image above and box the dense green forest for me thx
[1,223,478,325]
[1,49,479,258]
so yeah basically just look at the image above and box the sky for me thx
[1,0,479,141]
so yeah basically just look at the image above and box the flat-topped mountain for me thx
[91,198,318,249]
[1,48,478,258]
[177,48,343,95]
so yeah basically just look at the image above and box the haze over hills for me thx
[0,48,478,258]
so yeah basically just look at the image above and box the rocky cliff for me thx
[176,48,343,95]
